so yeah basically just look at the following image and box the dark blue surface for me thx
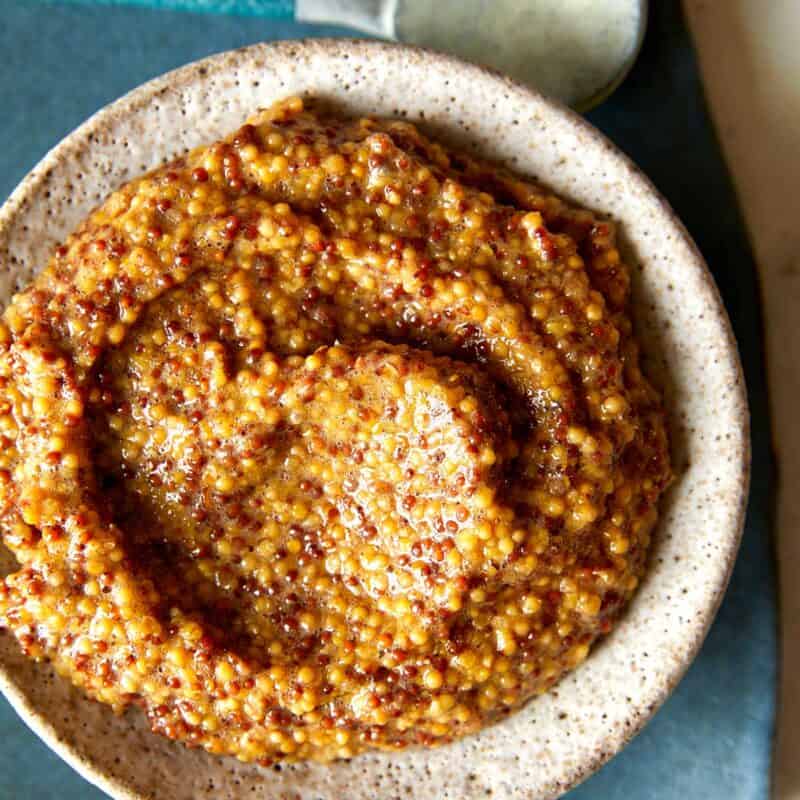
[0,2,776,798]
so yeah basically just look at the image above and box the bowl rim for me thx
[0,36,750,800]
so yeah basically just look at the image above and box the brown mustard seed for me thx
[0,97,670,766]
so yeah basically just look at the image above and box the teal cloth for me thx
[55,0,294,16]
[0,2,777,799]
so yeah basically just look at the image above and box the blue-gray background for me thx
[0,1,776,798]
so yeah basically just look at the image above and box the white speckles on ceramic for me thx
[0,39,748,800]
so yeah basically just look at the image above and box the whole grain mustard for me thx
[0,98,670,764]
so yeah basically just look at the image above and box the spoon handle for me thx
[295,0,394,37]
[56,0,394,36]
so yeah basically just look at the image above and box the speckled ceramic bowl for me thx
[0,39,748,800]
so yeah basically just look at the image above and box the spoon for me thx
[296,0,648,110]
[59,0,648,110]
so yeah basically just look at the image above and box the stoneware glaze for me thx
[0,39,748,800]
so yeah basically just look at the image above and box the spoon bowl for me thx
[297,0,649,108]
